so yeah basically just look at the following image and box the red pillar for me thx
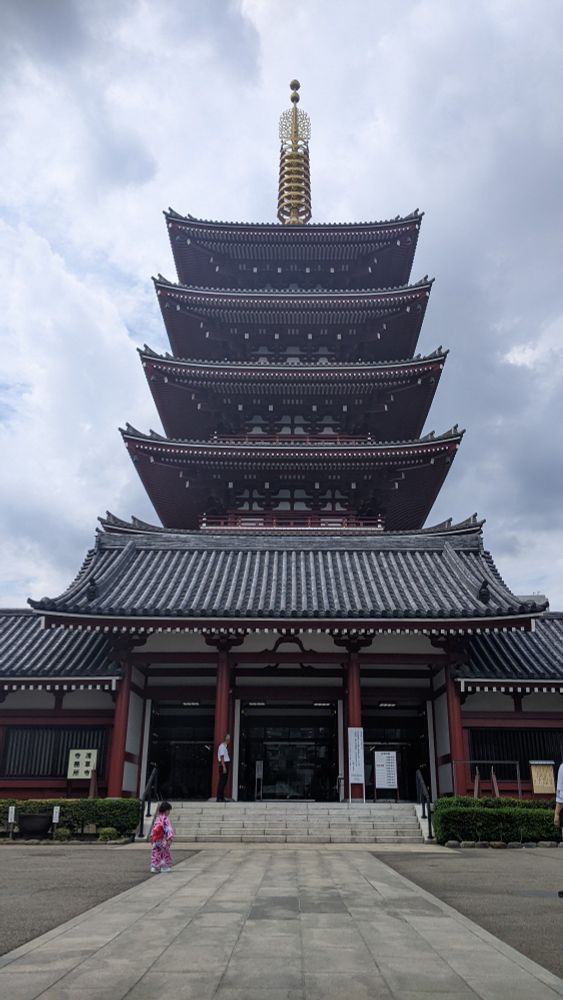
[346,649,364,801]
[211,648,231,799]
[446,667,466,795]
[107,662,131,797]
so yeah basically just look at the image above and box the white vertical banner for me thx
[348,726,365,801]
[375,750,398,790]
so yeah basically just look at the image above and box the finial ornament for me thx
[277,80,312,224]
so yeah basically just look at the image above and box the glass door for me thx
[238,703,338,801]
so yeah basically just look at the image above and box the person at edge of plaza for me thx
[217,733,231,803]
[150,801,174,873]
[554,763,563,828]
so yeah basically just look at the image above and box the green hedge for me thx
[434,804,558,844]
[0,799,140,836]
[434,796,556,813]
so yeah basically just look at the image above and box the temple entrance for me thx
[363,706,430,801]
[149,702,213,800]
[238,702,339,801]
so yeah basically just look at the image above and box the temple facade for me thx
[1,83,561,804]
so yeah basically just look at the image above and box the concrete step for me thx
[166,800,422,844]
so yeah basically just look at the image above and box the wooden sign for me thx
[67,748,98,780]
[529,760,555,795]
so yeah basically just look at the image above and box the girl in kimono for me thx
[150,801,174,872]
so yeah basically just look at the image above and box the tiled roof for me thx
[460,615,563,683]
[138,345,447,383]
[165,207,423,233]
[29,525,547,628]
[0,609,119,679]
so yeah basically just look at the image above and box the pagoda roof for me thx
[139,345,447,387]
[165,209,422,288]
[29,521,547,632]
[140,346,446,442]
[0,609,119,683]
[121,425,463,531]
[154,275,433,316]
[122,422,462,458]
[155,276,432,362]
[165,207,423,238]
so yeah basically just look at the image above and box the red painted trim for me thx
[446,667,466,794]
[107,664,131,796]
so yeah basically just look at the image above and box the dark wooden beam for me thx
[131,650,443,666]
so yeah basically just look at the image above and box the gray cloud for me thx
[1,0,563,607]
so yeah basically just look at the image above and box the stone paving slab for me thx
[0,847,562,999]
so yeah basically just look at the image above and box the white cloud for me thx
[1,0,563,607]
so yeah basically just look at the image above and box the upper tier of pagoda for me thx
[165,208,422,291]
[154,276,432,363]
[139,346,446,442]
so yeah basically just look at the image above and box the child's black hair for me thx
[158,801,172,813]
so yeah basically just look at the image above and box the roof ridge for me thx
[165,208,424,229]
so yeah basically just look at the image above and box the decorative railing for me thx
[210,433,378,445]
[200,512,385,530]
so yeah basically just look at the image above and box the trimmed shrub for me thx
[434,804,558,845]
[434,796,556,813]
[54,826,72,842]
[0,799,140,836]
[98,826,119,842]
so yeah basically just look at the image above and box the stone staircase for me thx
[168,801,422,844]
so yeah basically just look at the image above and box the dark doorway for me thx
[363,707,429,801]
[238,702,339,801]
[150,703,213,800]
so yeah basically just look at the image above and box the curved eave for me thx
[164,208,424,236]
[34,611,542,635]
[154,276,433,310]
[139,348,448,385]
[98,511,485,538]
[121,427,463,462]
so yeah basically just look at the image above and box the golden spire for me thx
[277,79,312,225]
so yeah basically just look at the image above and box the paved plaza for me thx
[1,846,563,999]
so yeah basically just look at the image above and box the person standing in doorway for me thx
[217,733,231,802]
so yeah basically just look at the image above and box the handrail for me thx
[138,764,159,838]
[415,768,434,840]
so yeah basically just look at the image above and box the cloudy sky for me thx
[1,0,563,608]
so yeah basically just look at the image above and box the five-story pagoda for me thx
[28,82,546,805]
[126,80,460,533]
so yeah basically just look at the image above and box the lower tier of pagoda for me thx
[122,426,463,531]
